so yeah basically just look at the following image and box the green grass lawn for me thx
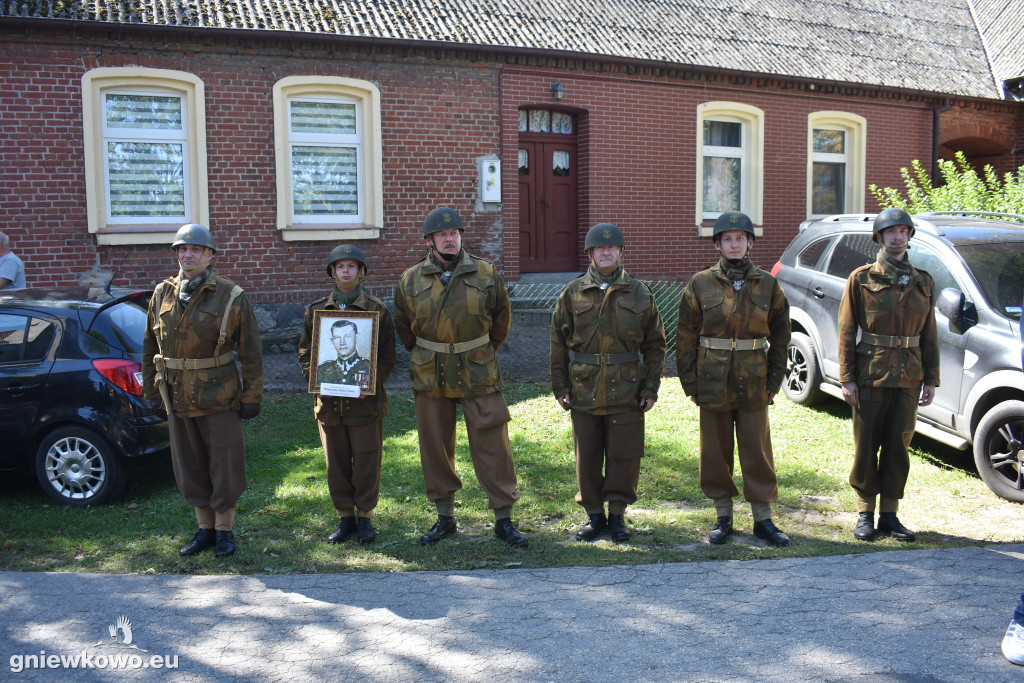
[1,381,1022,574]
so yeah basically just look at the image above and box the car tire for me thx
[782,332,825,405]
[34,426,126,507]
[973,400,1024,504]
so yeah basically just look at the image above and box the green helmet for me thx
[712,211,755,240]
[423,207,464,237]
[171,223,217,252]
[873,208,915,243]
[325,244,367,276]
[584,223,625,251]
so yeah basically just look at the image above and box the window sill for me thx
[95,231,176,247]
[280,227,381,242]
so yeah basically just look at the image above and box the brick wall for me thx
[2,23,1018,335]
[500,67,938,281]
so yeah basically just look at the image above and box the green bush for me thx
[869,151,1024,219]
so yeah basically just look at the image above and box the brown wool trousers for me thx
[319,420,383,515]
[414,392,520,510]
[698,406,779,504]
[167,410,247,513]
[849,385,918,501]
[571,410,644,511]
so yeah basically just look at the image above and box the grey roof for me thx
[3,0,1021,100]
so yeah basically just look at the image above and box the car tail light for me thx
[93,359,145,397]
[770,262,783,277]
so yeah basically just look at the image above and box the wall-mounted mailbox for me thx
[478,158,501,203]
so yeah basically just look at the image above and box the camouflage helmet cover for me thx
[325,243,368,276]
[584,223,625,251]
[423,207,464,237]
[711,211,755,240]
[873,207,915,243]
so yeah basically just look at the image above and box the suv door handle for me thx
[812,287,825,299]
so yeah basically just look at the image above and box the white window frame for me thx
[807,112,866,219]
[82,68,208,246]
[273,77,383,241]
[696,102,764,234]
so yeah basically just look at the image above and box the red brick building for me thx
[1,0,1021,325]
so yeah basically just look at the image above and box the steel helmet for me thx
[423,207,464,237]
[584,223,625,251]
[171,224,217,252]
[873,208,915,243]
[712,211,755,240]
[325,244,367,276]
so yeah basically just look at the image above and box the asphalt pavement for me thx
[3,544,1024,681]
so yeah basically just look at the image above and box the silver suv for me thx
[771,212,1024,502]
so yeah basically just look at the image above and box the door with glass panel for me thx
[518,109,578,272]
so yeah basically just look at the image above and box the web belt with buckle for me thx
[415,334,491,354]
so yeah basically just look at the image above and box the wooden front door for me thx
[518,139,578,272]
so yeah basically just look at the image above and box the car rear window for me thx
[88,299,149,354]
[798,236,836,270]
[958,242,1024,320]
[825,233,876,279]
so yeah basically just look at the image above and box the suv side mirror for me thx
[937,287,964,323]
[937,287,977,334]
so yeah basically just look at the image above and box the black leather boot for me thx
[708,516,732,545]
[854,512,875,541]
[877,512,916,542]
[575,513,607,541]
[180,529,216,556]
[420,515,457,544]
[607,514,631,542]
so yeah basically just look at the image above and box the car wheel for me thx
[973,400,1024,504]
[34,426,126,507]
[782,332,824,405]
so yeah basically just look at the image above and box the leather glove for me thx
[239,403,261,420]
[146,398,167,420]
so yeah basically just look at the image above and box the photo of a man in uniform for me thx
[317,319,371,388]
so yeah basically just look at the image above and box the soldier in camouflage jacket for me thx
[676,211,791,547]
[550,223,666,543]
[394,207,527,548]
[142,224,262,558]
[298,244,396,545]
[838,208,939,543]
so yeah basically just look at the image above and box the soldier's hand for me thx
[558,394,572,411]
[639,397,657,412]
[146,398,167,420]
[841,381,859,408]
[239,402,261,420]
[919,384,935,407]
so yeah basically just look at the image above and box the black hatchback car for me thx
[771,212,1024,502]
[0,287,169,506]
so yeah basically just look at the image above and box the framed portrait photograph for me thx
[309,310,381,397]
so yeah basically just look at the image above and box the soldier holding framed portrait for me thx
[298,244,396,544]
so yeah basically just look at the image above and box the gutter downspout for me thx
[932,98,951,183]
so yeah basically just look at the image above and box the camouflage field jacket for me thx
[676,259,790,411]
[550,266,666,415]
[837,252,940,389]
[142,271,263,417]
[297,288,397,426]
[394,251,510,398]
